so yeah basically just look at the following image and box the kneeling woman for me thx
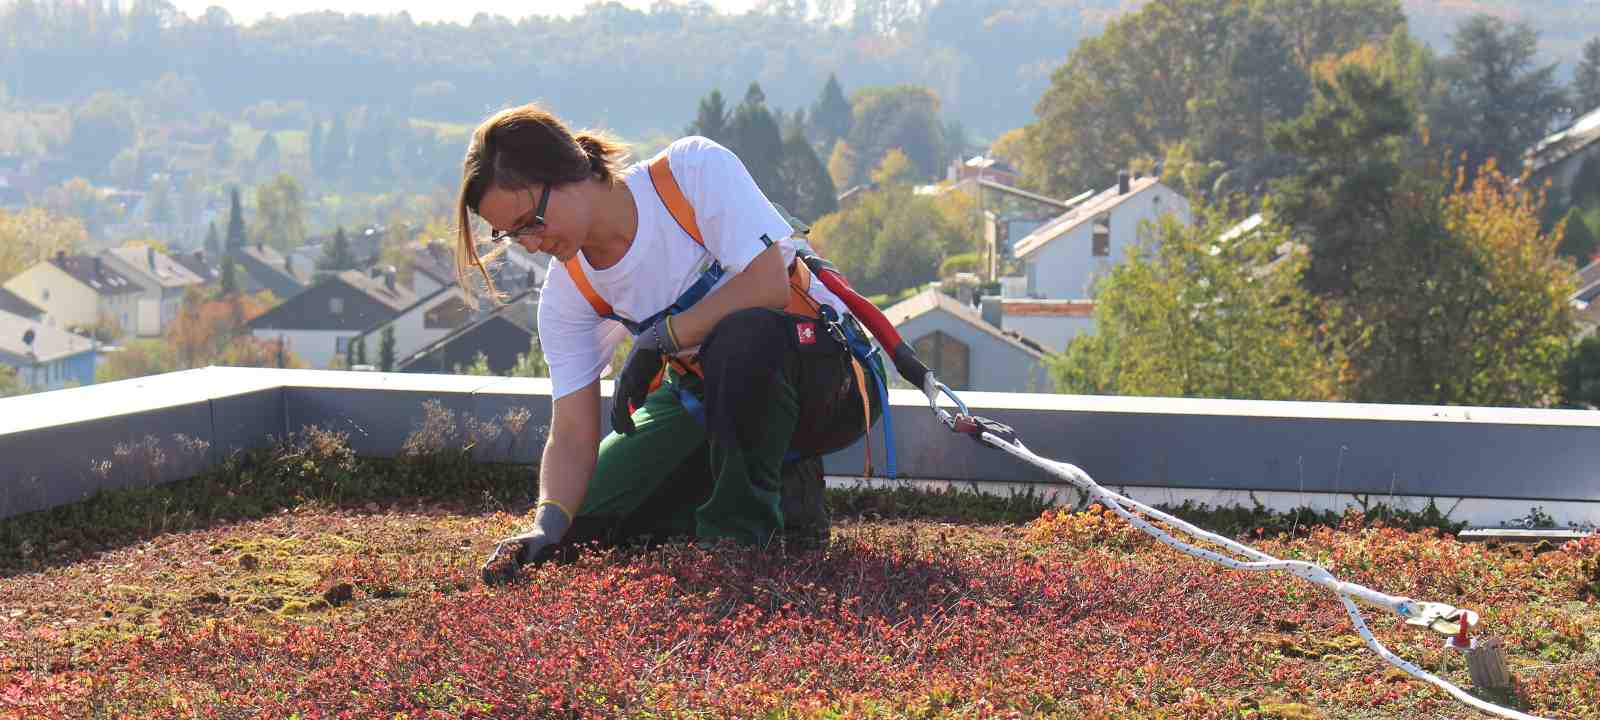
[456,104,877,585]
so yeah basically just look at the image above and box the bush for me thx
[938,251,980,278]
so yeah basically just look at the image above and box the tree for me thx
[1052,204,1339,400]
[378,325,397,372]
[687,89,731,146]
[777,122,837,223]
[1428,14,1565,174]
[205,221,221,258]
[1340,161,1574,406]
[869,148,914,186]
[1577,38,1600,114]
[317,226,358,272]
[0,207,87,282]
[1269,62,1415,297]
[252,174,307,252]
[811,72,852,152]
[323,112,350,179]
[1561,335,1600,408]
[0,365,27,398]
[219,253,239,295]
[811,185,967,296]
[846,85,945,182]
[226,187,246,251]
[69,91,137,177]
[146,179,176,224]
[727,83,786,205]
[827,140,859,191]
[1025,0,1401,198]
[1559,207,1598,265]
[254,131,281,170]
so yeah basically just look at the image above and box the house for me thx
[0,309,97,391]
[978,297,1096,353]
[414,239,545,298]
[1571,258,1600,338]
[346,280,474,369]
[230,243,311,300]
[0,288,44,322]
[1011,173,1190,300]
[397,288,540,375]
[247,268,415,369]
[3,253,143,336]
[97,246,204,337]
[882,288,1051,393]
[173,249,221,286]
[918,179,1083,280]
[946,155,1022,188]
[1525,106,1600,202]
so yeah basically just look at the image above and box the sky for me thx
[167,1,764,25]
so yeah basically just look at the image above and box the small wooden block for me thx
[1467,636,1511,689]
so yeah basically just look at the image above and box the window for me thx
[1091,214,1111,257]
[330,297,345,315]
[336,336,354,354]
[913,331,970,390]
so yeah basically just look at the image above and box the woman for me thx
[455,104,877,585]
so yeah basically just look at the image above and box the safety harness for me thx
[562,155,895,476]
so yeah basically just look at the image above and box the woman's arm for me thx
[666,242,789,348]
[540,378,603,515]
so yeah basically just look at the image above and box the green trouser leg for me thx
[576,368,797,546]
[578,378,708,541]
[695,365,799,546]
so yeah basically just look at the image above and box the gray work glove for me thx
[480,502,573,586]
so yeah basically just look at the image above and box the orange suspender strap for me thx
[562,155,700,319]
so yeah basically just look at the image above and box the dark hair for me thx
[455,103,628,305]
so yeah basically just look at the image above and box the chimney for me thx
[93,256,102,277]
[55,250,66,263]
[147,246,157,270]
[193,249,205,262]
[981,296,1003,329]
[1118,170,1130,195]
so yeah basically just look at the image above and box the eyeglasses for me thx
[489,184,551,245]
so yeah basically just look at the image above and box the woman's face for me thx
[478,182,583,262]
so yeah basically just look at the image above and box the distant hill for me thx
[0,0,1592,146]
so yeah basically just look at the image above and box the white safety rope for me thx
[979,431,1552,720]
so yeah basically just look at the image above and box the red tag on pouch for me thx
[796,321,817,345]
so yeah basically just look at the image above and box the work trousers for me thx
[560,307,880,549]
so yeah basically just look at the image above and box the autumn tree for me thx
[846,85,946,182]
[0,207,88,282]
[253,173,306,252]
[1340,161,1575,406]
[1052,204,1340,400]
[811,181,968,297]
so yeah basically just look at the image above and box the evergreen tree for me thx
[254,131,280,169]
[1559,207,1598,264]
[1574,37,1600,114]
[778,121,838,223]
[219,253,238,295]
[812,72,852,153]
[226,186,246,250]
[378,326,396,372]
[204,221,220,257]
[687,89,731,145]
[317,226,357,271]
[1429,15,1565,173]
[727,83,785,205]
[323,112,350,179]
[354,336,368,367]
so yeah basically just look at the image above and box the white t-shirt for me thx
[539,136,848,400]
